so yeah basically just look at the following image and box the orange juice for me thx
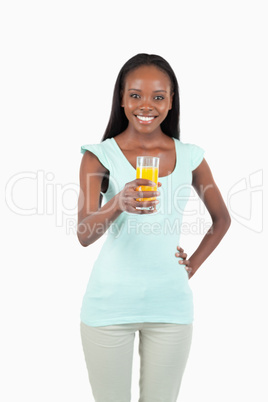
[136,166,159,201]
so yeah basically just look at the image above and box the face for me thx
[121,65,174,135]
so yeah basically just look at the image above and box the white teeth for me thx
[136,115,155,121]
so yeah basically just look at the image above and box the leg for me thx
[138,322,193,402]
[80,321,138,402]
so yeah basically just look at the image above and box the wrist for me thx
[189,257,201,274]
[114,192,123,214]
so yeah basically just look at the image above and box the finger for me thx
[135,200,159,208]
[175,252,187,259]
[177,246,184,252]
[179,259,190,266]
[175,252,186,258]
[135,191,160,198]
[136,179,157,186]
[158,182,162,187]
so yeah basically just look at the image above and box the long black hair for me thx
[101,53,180,142]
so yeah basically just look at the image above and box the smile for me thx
[135,115,157,123]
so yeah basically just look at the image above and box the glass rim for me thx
[136,156,160,160]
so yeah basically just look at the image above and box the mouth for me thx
[135,115,158,124]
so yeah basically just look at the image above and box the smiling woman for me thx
[121,65,173,130]
[121,66,173,130]
[101,53,180,141]
[77,53,231,402]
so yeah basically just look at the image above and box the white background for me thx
[1,1,267,401]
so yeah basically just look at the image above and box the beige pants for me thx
[80,321,193,402]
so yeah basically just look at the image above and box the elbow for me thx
[77,227,90,247]
[80,241,89,248]
[77,231,96,247]
[223,215,231,234]
[77,221,90,247]
[77,234,88,247]
[213,212,232,231]
[224,210,232,229]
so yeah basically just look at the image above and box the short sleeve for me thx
[190,144,205,171]
[81,143,110,171]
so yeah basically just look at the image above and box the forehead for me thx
[124,65,171,89]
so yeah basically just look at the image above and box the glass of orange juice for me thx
[136,156,159,205]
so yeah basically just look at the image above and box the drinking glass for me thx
[136,156,159,202]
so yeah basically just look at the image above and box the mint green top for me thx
[80,136,204,326]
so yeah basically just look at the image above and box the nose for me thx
[139,103,153,111]
[139,97,154,111]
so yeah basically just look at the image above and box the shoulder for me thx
[81,138,112,155]
[175,138,204,151]
[80,141,111,174]
[80,150,108,176]
[175,139,205,171]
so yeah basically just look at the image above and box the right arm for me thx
[77,151,122,247]
[77,151,160,247]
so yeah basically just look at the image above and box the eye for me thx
[130,93,141,99]
[154,95,165,100]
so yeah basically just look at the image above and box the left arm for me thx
[176,158,231,279]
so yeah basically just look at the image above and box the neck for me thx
[120,126,168,148]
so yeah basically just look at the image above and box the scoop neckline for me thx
[111,136,178,179]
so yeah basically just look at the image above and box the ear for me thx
[169,92,174,110]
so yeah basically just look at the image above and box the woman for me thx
[77,53,231,401]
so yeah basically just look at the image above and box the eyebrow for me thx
[128,88,167,93]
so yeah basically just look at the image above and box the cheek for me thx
[124,99,137,109]
[158,102,171,114]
